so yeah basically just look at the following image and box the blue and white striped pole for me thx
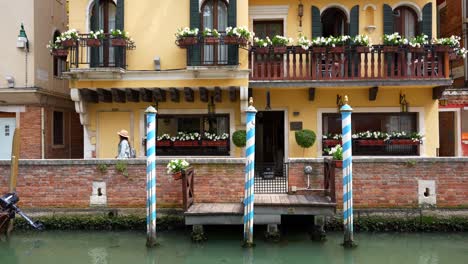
[145,106,158,247]
[340,95,354,247]
[243,97,257,247]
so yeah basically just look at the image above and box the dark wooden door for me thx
[439,112,455,156]
[255,111,285,178]
[253,20,283,39]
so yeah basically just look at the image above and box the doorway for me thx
[0,117,16,159]
[255,111,286,193]
[439,111,456,156]
[321,8,348,37]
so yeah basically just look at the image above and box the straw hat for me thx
[117,129,129,138]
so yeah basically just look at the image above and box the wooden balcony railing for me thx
[67,33,135,70]
[249,45,452,82]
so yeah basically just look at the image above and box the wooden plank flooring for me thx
[185,203,243,216]
[255,194,334,207]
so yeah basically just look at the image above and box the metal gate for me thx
[254,163,288,193]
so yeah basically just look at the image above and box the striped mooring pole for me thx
[340,95,355,247]
[243,97,257,247]
[145,106,158,247]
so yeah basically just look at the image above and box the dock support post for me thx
[310,215,326,241]
[340,96,356,248]
[265,224,280,242]
[191,225,206,242]
[145,106,158,247]
[243,97,257,247]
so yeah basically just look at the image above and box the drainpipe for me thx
[41,107,45,159]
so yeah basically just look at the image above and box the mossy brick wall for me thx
[289,158,468,208]
[0,159,244,208]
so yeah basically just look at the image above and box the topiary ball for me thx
[295,129,316,149]
[232,130,246,148]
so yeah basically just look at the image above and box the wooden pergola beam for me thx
[153,88,166,102]
[369,87,378,101]
[200,87,208,102]
[433,86,448,100]
[229,87,237,102]
[126,89,140,102]
[80,89,98,103]
[170,88,180,102]
[214,87,222,102]
[184,87,194,102]
[308,88,315,101]
[96,89,112,103]
[111,89,126,103]
[140,89,153,102]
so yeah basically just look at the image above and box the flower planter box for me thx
[409,47,425,53]
[434,45,452,53]
[254,47,269,54]
[323,139,341,147]
[390,139,420,145]
[356,139,386,146]
[273,46,287,54]
[224,36,238,45]
[86,39,102,47]
[204,37,220,45]
[156,140,171,147]
[449,53,459,61]
[172,171,183,181]
[383,46,399,52]
[111,38,127,47]
[356,46,370,53]
[329,46,345,53]
[334,160,343,168]
[61,39,77,47]
[52,49,69,57]
[312,47,326,53]
[201,140,228,147]
[294,46,309,54]
[177,37,198,48]
[173,140,199,147]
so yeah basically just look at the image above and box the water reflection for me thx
[243,248,254,264]
[88,248,108,264]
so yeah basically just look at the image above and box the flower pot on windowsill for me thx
[86,39,102,47]
[329,46,345,53]
[356,139,386,146]
[383,46,399,52]
[204,36,220,45]
[201,140,228,147]
[334,160,343,168]
[449,53,459,61]
[52,49,69,57]
[156,140,171,147]
[409,47,425,53]
[434,45,452,53]
[322,139,341,147]
[173,140,199,147]
[356,46,370,53]
[111,38,127,47]
[254,46,270,54]
[294,46,309,54]
[61,39,77,47]
[312,47,326,53]
[390,139,420,145]
[224,36,247,46]
[177,36,198,48]
[273,46,287,54]
[172,171,183,181]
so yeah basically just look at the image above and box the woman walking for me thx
[116,129,131,159]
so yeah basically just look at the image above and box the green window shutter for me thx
[422,3,432,39]
[116,0,124,30]
[91,0,100,67]
[189,0,201,66]
[383,4,394,35]
[311,6,322,37]
[349,5,359,37]
[228,0,238,65]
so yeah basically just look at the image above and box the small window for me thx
[53,31,66,77]
[53,111,64,145]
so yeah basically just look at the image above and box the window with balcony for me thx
[202,0,228,65]
[322,8,348,37]
[53,31,66,77]
[90,0,116,67]
[394,6,418,38]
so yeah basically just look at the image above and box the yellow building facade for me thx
[66,0,450,162]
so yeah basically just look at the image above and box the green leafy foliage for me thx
[295,129,316,149]
[232,130,246,148]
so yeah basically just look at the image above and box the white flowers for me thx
[271,35,293,46]
[61,29,80,41]
[226,26,253,39]
[175,27,199,40]
[202,28,220,38]
[156,132,229,142]
[352,35,371,47]
[203,132,229,141]
[432,35,461,47]
[383,32,405,46]
[408,34,429,48]
[297,35,312,50]
[110,29,130,40]
[254,37,272,47]
[166,159,190,174]
[89,29,105,40]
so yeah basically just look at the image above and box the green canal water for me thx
[1,229,468,264]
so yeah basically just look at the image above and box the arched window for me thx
[394,6,418,38]
[53,30,65,77]
[322,8,348,37]
[90,0,116,66]
[201,0,228,65]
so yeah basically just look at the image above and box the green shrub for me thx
[295,129,316,149]
[232,130,246,148]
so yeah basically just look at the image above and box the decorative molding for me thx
[363,3,377,11]
[391,1,423,21]
[0,106,25,113]
[199,0,230,12]
[320,4,351,23]
[85,0,117,31]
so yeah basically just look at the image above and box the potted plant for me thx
[408,34,428,53]
[326,145,343,168]
[388,131,423,145]
[383,32,405,52]
[352,34,371,53]
[322,133,342,147]
[110,29,132,47]
[295,129,316,156]
[225,26,252,46]
[172,132,201,147]
[329,35,350,53]
[202,28,220,45]
[156,134,172,147]
[295,34,312,54]
[87,29,105,47]
[311,36,328,53]
[166,159,190,181]
[201,132,229,146]
[232,130,246,148]
[47,40,68,57]
[59,29,80,47]
[432,35,460,52]
[271,35,292,54]
[175,27,199,48]
[352,131,387,146]
[253,37,271,54]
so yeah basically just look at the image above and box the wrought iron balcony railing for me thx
[184,34,242,67]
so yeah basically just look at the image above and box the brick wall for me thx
[19,106,42,159]
[289,158,468,209]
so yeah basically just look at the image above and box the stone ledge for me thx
[288,157,468,163]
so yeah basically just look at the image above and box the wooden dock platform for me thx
[184,194,336,225]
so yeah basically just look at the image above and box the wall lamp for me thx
[298,0,304,27]
[17,23,29,51]
[400,93,409,112]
